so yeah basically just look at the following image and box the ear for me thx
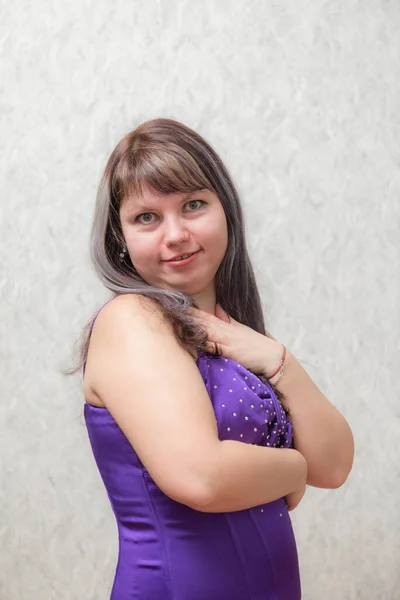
[215,304,231,323]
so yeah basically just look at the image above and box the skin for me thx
[189,305,355,494]
[84,294,308,512]
[119,187,228,315]
[84,186,354,512]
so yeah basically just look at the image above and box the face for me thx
[119,188,228,300]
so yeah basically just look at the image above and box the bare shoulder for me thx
[83,293,196,406]
[95,293,172,333]
[83,293,221,507]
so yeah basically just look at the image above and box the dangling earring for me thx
[119,244,127,262]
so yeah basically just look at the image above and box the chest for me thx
[197,355,293,449]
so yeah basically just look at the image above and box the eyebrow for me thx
[131,189,208,213]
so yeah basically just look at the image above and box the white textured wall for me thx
[1,1,399,599]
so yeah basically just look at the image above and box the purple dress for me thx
[84,351,301,600]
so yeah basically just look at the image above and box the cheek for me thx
[126,237,155,269]
[205,217,228,256]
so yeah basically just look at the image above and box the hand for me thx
[285,483,307,512]
[188,304,283,378]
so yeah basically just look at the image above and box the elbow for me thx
[152,447,223,511]
[308,462,353,490]
[184,485,217,512]
[173,483,218,512]
[328,467,351,489]
[309,432,355,489]
[159,472,218,512]
[330,436,355,489]
[332,449,354,488]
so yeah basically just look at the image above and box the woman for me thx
[79,118,354,599]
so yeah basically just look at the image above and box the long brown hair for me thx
[68,118,274,377]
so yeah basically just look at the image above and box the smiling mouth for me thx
[164,250,200,262]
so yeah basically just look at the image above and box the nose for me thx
[163,216,190,247]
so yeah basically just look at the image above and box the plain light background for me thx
[1,1,399,599]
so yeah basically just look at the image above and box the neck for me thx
[191,284,217,315]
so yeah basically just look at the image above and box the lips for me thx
[164,250,199,262]
[163,249,201,267]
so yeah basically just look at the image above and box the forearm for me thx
[275,350,354,488]
[195,441,307,513]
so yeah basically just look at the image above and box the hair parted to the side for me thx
[67,118,275,377]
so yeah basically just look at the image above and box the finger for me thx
[204,341,223,357]
[204,341,214,355]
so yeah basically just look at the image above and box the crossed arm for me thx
[84,294,354,513]
[272,350,354,488]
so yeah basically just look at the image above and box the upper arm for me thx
[85,294,220,507]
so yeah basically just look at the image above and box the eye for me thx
[186,200,205,211]
[135,200,205,224]
[136,212,156,224]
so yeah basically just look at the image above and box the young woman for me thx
[78,118,354,600]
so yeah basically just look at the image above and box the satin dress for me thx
[84,349,301,600]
